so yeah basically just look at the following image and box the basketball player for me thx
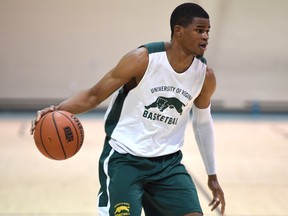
[31,3,225,216]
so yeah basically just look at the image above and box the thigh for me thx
[142,156,202,216]
[98,139,143,216]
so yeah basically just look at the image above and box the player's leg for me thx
[143,201,202,216]
[142,178,202,216]
[97,137,143,216]
[142,151,203,216]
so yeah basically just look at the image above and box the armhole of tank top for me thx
[130,42,164,91]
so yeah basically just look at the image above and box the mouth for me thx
[199,43,208,51]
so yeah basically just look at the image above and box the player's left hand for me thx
[208,174,225,215]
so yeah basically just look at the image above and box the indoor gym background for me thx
[0,0,287,215]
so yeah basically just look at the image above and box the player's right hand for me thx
[30,105,56,135]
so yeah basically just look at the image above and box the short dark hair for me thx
[170,3,209,38]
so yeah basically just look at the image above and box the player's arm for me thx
[30,47,148,134]
[192,66,225,214]
[55,48,148,114]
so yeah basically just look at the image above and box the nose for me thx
[203,31,209,40]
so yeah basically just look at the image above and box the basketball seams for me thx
[58,111,81,155]
[52,112,67,159]
[33,110,84,160]
[38,113,57,159]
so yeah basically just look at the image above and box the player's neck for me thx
[165,41,194,73]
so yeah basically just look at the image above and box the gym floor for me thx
[0,112,287,216]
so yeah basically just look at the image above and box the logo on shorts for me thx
[114,202,130,216]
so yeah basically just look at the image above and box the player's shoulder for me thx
[139,41,166,54]
[195,56,214,79]
[205,65,215,79]
[202,65,216,94]
[123,46,148,63]
[118,41,168,75]
[117,45,149,76]
[123,41,165,65]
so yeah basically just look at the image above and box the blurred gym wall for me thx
[0,0,287,112]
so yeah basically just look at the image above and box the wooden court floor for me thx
[0,112,287,216]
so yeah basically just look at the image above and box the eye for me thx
[196,29,210,35]
[196,29,205,34]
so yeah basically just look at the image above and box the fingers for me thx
[208,177,226,215]
[30,119,36,135]
[30,105,56,135]
[209,192,225,215]
[209,197,218,207]
[209,197,220,210]
[221,201,226,215]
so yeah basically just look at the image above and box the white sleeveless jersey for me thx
[104,42,207,157]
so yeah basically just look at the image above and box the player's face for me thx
[181,17,210,56]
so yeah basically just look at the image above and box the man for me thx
[31,3,225,216]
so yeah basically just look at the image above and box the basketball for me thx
[33,110,84,160]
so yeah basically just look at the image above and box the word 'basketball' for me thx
[33,110,84,160]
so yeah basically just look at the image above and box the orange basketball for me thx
[33,110,84,160]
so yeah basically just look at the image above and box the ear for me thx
[174,25,183,37]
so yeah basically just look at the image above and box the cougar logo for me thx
[145,96,185,115]
[114,203,130,216]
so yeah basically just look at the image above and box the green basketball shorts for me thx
[97,137,202,216]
